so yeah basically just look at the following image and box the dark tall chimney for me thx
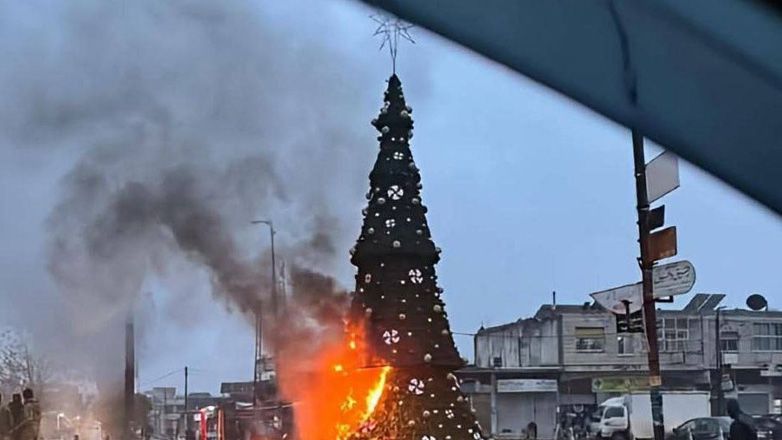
[124,316,135,440]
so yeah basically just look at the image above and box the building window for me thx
[720,331,739,352]
[657,317,690,352]
[752,323,782,351]
[618,335,634,355]
[575,327,605,352]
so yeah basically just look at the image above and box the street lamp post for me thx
[250,219,278,409]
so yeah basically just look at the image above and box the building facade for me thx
[458,294,782,439]
[146,387,225,438]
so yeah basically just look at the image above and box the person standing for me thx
[18,389,40,440]
[0,393,12,440]
[727,399,758,440]
[8,394,24,440]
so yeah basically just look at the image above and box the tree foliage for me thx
[0,329,52,397]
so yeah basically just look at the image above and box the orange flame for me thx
[277,323,391,440]
[365,366,390,416]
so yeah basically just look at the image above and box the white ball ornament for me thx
[424,353,432,363]
[368,228,375,234]
[399,313,407,320]
[401,110,409,118]
[381,126,390,133]
[433,305,443,313]
[377,197,386,205]
[393,240,401,248]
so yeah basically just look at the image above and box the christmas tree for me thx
[348,74,484,440]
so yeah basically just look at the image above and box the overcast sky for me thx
[1,0,781,395]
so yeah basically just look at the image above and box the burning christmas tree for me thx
[348,74,484,440]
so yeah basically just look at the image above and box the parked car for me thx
[753,415,782,440]
[669,417,732,440]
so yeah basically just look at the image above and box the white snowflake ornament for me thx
[388,185,404,200]
[409,269,424,284]
[408,378,425,395]
[383,329,400,345]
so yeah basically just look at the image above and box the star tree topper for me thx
[372,14,415,73]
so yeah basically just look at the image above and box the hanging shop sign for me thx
[497,379,558,393]
[591,377,650,393]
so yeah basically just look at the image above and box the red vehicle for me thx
[197,402,294,440]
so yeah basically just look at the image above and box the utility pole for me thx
[251,219,278,409]
[715,306,725,415]
[124,316,135,440]
[251,219,278,316]
[253,305,262,409]
[184,367,190,439]
[632,131,665,440]
[162,391,167,438]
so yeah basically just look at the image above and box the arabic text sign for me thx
[592,377,650,393]
[497,379,558,393]
[591,260,696,312]
[652,260,696,298]
[590,283,643,315]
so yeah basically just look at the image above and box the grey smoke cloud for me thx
[0,0,389,396]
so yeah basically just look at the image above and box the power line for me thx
[140,368,181,387]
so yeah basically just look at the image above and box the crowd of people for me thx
[0,389,42,440]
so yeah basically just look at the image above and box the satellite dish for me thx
[747,294,768,311]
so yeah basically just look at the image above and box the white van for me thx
[596,392,710,440]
